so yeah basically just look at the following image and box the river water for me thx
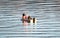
[0,0,60,38]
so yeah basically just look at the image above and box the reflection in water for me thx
[22,20,37,32]
[23,21,28,26]
[22,21,29,32]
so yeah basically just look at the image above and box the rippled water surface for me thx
[0,0,60,38]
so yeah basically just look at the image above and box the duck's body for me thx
[22,13,37,24]
[30,19,33,23]
[33,18,37,23]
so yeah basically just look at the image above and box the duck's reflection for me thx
[22,20,28,32]
[23,21,28,26]
[22,21,37,32]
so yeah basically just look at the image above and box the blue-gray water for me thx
[0,0,60,38]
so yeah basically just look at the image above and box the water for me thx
[0,0,60,38]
